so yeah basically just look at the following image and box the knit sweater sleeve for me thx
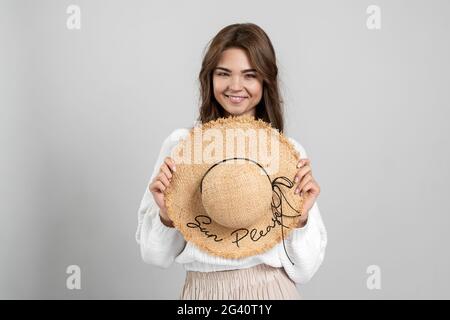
[135,128,189,268]
[278,138,328,284]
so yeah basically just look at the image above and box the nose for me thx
[228,75,243,92]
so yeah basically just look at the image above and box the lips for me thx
[224,94,248,104]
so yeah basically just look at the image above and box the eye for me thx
[216,72,229,77]
[245,74,257,78]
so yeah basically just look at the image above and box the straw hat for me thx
[164,115,305,263]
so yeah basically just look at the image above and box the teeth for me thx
[229,96,244,102]
[226,95,246,102]
[226,95,246,98]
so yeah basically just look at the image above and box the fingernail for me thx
[294,177,299,183]
[173,166,176,172]
[295,188,299,194]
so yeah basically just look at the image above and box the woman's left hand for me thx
[293,158,321,227]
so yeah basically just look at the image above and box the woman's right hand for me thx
[149,156,176,227]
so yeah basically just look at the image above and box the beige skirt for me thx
[179,264,302,300]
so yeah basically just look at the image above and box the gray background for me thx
[1,0,449,299]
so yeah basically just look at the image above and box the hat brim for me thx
[164,115,305,259]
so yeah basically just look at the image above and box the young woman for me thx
[136,23,327,300]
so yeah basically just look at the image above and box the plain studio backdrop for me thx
[1,0,449,299]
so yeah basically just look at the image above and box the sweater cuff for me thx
[287,214,314,243]
[293,216,311,231]
[149,207,180,236]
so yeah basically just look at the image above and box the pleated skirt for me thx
[179,264,302,300]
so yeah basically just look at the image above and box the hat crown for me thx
[201,160,272,229]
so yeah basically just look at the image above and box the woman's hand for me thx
[293,158,321,227]
[149,157,177,227]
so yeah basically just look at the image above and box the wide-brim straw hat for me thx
[164,115,305,261]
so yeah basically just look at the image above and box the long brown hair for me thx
[197,23,285,132]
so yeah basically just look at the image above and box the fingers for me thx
[295,173,313,194]
[157,172,171,188]
[294,165,312,183]
[160,164,173,180]
[295,159,311,179]
[164,157,176,173]
[294,158,311,183]
[151,157,176,193]
[296,158,310,169]
[294,158,313,195]
[150,180,166,193]
[301,180,321,196]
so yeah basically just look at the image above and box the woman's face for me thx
[213,48,263,117]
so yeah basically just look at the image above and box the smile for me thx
[224,94,248,104]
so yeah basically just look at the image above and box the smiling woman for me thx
[198,23,285,132]
[212,50,263,115]
[137,22,327,301]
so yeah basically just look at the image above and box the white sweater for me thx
[135,128,328,284]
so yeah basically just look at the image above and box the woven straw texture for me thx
[164,115,305,259]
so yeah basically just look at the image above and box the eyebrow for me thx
[214,67,257,73]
